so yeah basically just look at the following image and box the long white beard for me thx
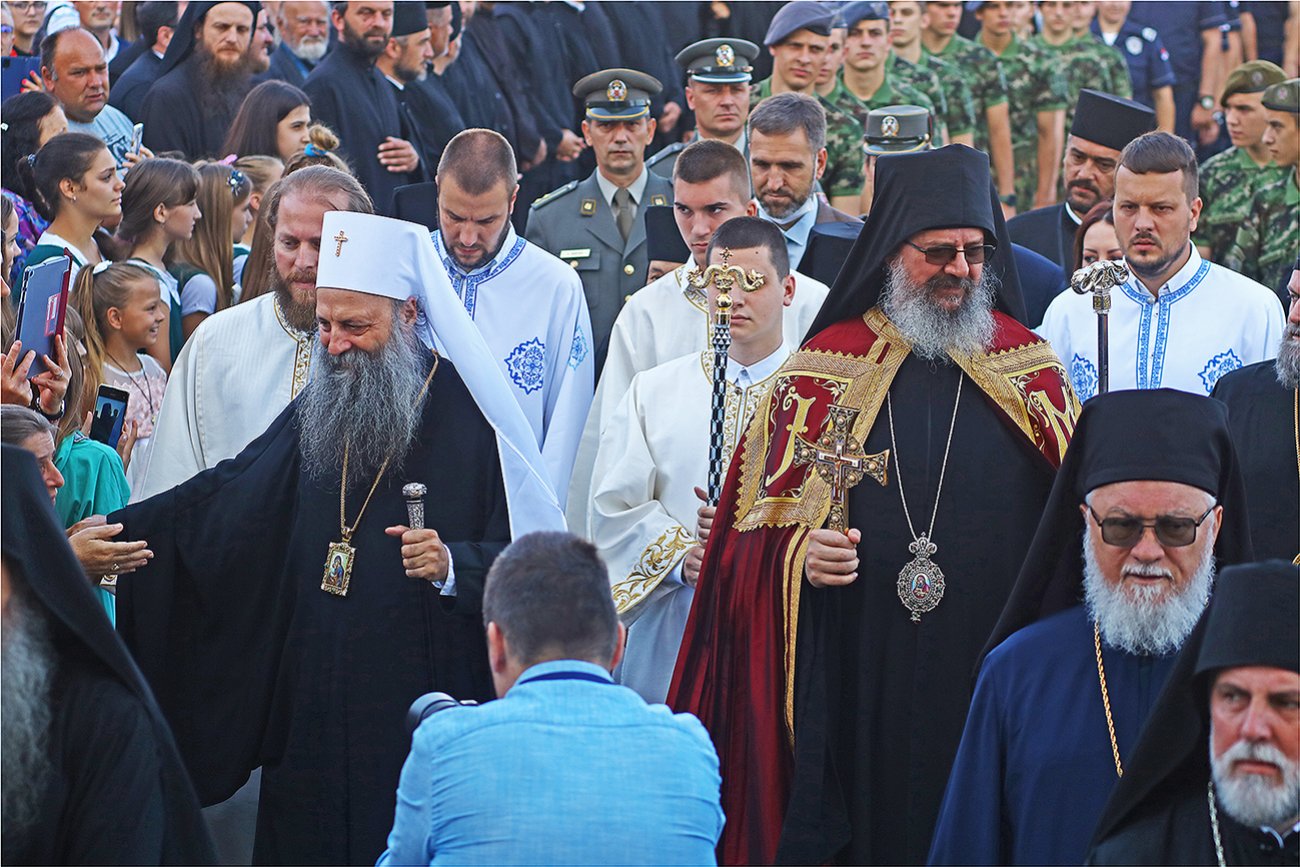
[1211,731,1300,829]
[1,590,55,836]
[880,263,997,361]
[1082,527,1215,656]
[297,315,429,487]
[1275,324,1300,389]
[291,35,329,63]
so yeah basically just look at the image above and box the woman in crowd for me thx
[3,196,19,342]
[169,162,250,341]
[116,157,201,371]
[222,80,313,163]
[231,155,283,286]
[1,91,68,284]
[17,133,123,285]
[1073,200,1124,272]
[72,262,167,491]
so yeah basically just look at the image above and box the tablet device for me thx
[14,255,72,377]
[1,56,42,102]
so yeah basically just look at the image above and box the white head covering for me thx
[316,211,566,537]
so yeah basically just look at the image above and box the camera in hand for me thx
[405,692,478,734]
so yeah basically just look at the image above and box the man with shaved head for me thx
[432,129,594,503]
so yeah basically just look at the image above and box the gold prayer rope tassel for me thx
[1094,623,1123,778]
[686,247,767,295]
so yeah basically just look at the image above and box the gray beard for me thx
[880,263,997,361]
[1275,325,1300,389]
[1211,731,1300,829]
[1082,527,1215,657]
[296,312,429,487]
[290,36,329,63]
[2,591,55,835]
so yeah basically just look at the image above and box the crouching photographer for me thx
[378,532,725,866]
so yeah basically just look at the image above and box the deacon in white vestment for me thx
[591,216,796,703]
[1039,133,1285,401]
[433,129,594,505]
[1039,245,1284,400]
[568,139,827,532]
[134,167,373,500]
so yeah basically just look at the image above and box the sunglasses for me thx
[1087,504,1215,548]
[906,240,997,266]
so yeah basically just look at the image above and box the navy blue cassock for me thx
[928,605,1176,866]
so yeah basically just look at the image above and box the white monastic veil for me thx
[318,212,566,537]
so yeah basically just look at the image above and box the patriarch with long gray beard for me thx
[104,212,566,864]
[1210,259,1300,562]
[1090,561,1298,866]
[667,145,1080,865]
[932,388,1254,866]
[1,445,215,863]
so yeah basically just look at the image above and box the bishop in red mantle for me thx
[669,146,1080,865]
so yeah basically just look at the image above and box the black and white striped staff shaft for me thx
[707,292,734,505]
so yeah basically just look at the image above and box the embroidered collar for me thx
[1121,244,1205,303]
[272,293,315,342]
[432,228,528,317]
[700,341,793,389]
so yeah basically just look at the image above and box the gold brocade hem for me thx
[783,528,811,743]
[273,295,315,399]
[611,525,695,615]
[734,308,910,531]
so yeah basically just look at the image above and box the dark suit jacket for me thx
[815,199,863,225]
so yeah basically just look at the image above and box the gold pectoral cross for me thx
[333,230,349,257]
[792,404,889,533]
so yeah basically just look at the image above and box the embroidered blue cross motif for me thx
[1198,350,1241,393]
[568,329,589,370]
[1071,354,1099,401]
[506,338,546,394]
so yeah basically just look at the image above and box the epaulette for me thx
[531,180,579,210]
[645,141,686,169]
[1141,26,1158,42]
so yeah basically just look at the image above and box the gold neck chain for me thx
[337,357,438,542]
[1094,622,1123,778]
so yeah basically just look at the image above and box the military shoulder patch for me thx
[531,180,579,210]
[649,193,668,207]
[645,142,685,168]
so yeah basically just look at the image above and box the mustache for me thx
[1123,563,1174,579]
[1067,179,1099,193]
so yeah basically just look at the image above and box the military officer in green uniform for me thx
[749,1,866,213]
[646,38,760,180]
[973,0,1068,211]
[888,0,977,146]
[1196,61,1289,263]
[1226,78,1300,303]
[525,68,675,370]
[921,0,1018,214]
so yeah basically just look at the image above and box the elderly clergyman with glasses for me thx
[667,144,1080,866]
[930,388,1255,866]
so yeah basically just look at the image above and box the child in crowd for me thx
[171,162,252,340]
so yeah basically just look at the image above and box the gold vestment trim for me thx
[612,525,695,615]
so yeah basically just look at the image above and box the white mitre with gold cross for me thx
[316,211,566,537]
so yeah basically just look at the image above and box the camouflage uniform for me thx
[751,78,866,200]
[1195,146,1288,263]
[889,54,960,143]
[1224,170,1300,296]
[1030,34,1133,134]
[905,53,977,140]
[825,68,940,145]
[995,35,1069,208]
[926,34,1009,152]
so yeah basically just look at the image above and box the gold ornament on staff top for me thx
[686,247,768,296]
[792,404,889,534]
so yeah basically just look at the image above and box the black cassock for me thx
[140,57,246,159]
[303,47,419,216]
[1211,360,1300,561]
[778,356,1057,866]
[1007,203,1076,270]
[111,357,509,865]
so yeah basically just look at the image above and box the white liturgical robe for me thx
[1038,246,1284,401]
[135,292,315,500]
[568,264,826,531]
[592,343,791,704]
[432,227,594,504]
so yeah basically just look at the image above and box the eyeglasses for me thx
[905,240,997,265]
[1,24,12,34]
[1087,504,1216,548]
[9,1,48,12]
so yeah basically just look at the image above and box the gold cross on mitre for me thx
[792,404,889,533]
[333,230,349,257]
[686,247,767,294]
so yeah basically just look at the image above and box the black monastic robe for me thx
[303,45,419,216]
[112,357,509,865]
[1008,202,1077,270]
[140,57,250,159]
[1211,360,1300,561]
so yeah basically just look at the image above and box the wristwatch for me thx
[1198,94,1216,111]
[999,193,1018,208]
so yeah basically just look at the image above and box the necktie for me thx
[614,187,634,242]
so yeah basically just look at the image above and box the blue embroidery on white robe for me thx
[1122,260,1210,389]
[432,232,526,318]
[1198,350,1242,393]
[1070,354,1099,401]
[568,328,589,370]
[506,338,546,394]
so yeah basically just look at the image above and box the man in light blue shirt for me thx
[379,532,725,867]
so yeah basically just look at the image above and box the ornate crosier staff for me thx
[1070,259,1130,396]
[687,249,766,505]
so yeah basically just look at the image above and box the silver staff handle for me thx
[1070,259,1130,396]
[402,482,427,530]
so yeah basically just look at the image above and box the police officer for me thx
[646,37,761,179]
[1091,3,1175,131]
[525,68,674,370]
